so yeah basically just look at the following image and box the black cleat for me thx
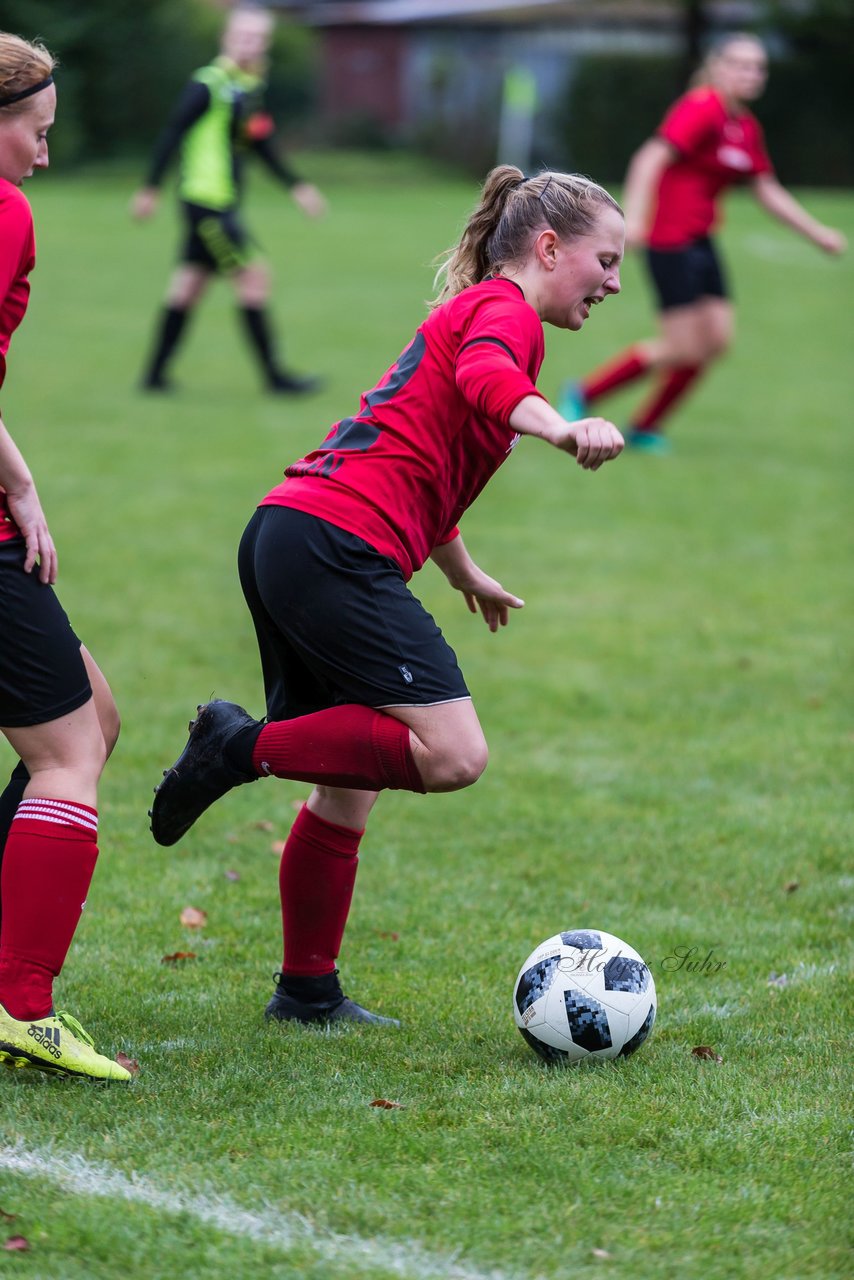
[267,370,323,396]
[150,700,259,847]
[264,972,400,1027]
[140,374,177,393]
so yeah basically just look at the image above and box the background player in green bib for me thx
[132,6,326,394]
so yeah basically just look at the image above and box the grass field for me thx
[0,152,852,1279]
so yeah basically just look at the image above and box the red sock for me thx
[0,798,99,1020]
[279,804,362,976]
[632,365,703,433]
[252,704,426,793]
[582,346,651,403]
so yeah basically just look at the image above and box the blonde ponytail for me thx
[431,166,621,308]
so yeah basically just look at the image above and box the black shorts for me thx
[646,237,729,311]
[180,202,254,273]
[237,506,470,721]
[0,539,92,728]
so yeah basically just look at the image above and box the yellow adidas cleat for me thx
[0,1004,132,1082]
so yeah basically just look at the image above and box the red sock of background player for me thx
[630,365,703,434]
[278,805,362,977]
[245,704,426,793]
[580,345,652,404]
[0,798,99,1020]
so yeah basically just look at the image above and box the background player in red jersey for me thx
[151,165,625,1027]
[558,32,847,452]
[0,32,130,1082]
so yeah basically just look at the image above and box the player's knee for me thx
[705,330,732,360]
[422,741,488,792]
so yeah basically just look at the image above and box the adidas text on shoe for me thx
[150,700,258,847]
[0,1005,132,1082]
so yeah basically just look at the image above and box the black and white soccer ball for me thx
[513,929,656,1063]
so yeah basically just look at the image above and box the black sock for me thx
[223,718,264,775]
[0,759,29,934]
[238,306,282,383]
[143,306,190,384]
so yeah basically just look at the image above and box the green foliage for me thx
[563,55,685,182]
[563,42,854,185]
[0,0,319,165]
[0,155,852,1278]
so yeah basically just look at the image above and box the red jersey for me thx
[0,179,36,542]
[262,278,546,579]
[649,87,773,249]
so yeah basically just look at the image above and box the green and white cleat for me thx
[0,1004,132,1083]
[626,428,671,454]
[557,380,588,421]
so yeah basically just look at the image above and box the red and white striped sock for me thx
[0,798,99,1021]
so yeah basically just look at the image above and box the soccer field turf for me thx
[0,153,852,1278]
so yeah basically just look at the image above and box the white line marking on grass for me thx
[0,1143,532,1280]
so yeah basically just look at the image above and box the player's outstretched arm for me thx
[751,174,847,255]
[509,395,624,471]
[431,534,524,633]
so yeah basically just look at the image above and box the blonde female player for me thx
[559,32,846,451]
[151,166,625,1026]
[0,32,130,1082]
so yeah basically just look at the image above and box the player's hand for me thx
[814,225,847,255]
[130,188,159,221]
[451,567,524,633]
[5,484,57,584]
[291,182,327,219]
[561,417,624,470]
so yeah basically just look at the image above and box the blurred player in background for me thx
[559,32,847,452]
[0,32,130,1083]
[150,166,625,1029]
[131,5,326,394]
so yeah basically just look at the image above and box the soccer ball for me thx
[513,929,656,1063]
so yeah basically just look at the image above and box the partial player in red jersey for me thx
[151,165,625,1027]
[0,32,131,1082]
[558,32,847,452]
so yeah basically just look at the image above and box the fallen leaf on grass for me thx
[369,1099,403,1109]
[270,841,286,856]
[691,1045,723,1063]
[180,907,207,928]
[224,869,241,882]
[376,931,400,941]
[116,1052,140,1076]
[254,820,275,832]
[161,951,197,964]
[783,880,800,894]
[3,1236,29,1252]
[0,1209,15,1222]
[591,1248,612,1259]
